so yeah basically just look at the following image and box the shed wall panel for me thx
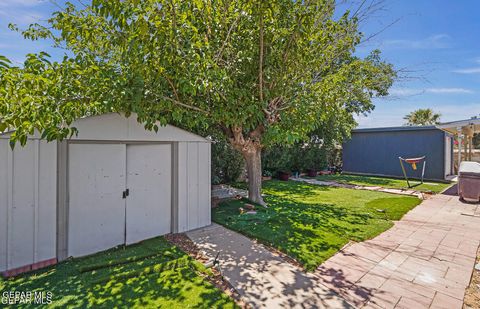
[0,140,8,271]
[36,141,57,262]
[197,143,211,228]
[176,142,188,232]
[343,129,446,180]
[0,140,57,272]
[187,143,200,229]
[176,142,211,231]
[9,142,36,269]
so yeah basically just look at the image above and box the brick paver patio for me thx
[316,192,480,308]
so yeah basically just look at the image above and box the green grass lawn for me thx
[213,180,421,271]
[0,238,236,309]
[314,174,452,193]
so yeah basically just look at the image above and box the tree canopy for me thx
[0,0,395,204]
[403,108,441,126]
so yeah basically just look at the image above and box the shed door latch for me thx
[122,189,130,199]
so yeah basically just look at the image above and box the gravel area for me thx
[464,246,480,308]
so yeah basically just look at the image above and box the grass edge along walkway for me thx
[213,180,422,271]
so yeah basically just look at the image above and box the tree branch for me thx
[165,76,180,102]
[258,4,264,103]
[249,124,265,142]
[219,124,233,139]
[262,97,286,124]
[158,95,209,114]
[282,0,311,63]
[215,14,241,61]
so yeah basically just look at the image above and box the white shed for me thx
[0,113,211,276]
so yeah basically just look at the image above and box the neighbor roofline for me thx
[436,117,480,128]
[352,125,439,133]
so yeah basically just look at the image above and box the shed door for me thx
[126,144,172,244]
[68,144,126,257]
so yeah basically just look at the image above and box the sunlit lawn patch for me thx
[314,174,452,193]
[0,238,236,308]
[213,180,421,271]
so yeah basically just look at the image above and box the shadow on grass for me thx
[1,238,236,308]
[213,180,420,271]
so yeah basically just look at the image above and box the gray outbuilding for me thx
[0,113,211,276]
[342,126,454,181]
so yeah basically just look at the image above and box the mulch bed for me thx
[165,233,248,308]
[464,246,480,308]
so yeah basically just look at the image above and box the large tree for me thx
[0,0,395,205]
[403,108,441,126]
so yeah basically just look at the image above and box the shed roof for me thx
[0,113,209,142]
[352,125,439,133]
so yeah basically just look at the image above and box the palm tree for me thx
[403,108,441,126]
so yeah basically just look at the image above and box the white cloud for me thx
[382,34,450,50]
[0,0,48,24]
[388,88,422,96]
[0,5,45,25]
[12,12,44,24]
[0,0,46,8]
[426,88,474,94]
[452,57,480,74]
[388,87,473,97]
[453,67,480,74]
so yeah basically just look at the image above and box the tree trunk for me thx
[241,146,266,206]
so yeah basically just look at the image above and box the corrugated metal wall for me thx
[343,128,447,180]
[0,113,212,273]
[176,141,211,233]
[0,139,57,272]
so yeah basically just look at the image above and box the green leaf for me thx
[0,55,12,68]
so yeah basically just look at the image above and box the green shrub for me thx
[211,135,244,184]
[262,142,333,175]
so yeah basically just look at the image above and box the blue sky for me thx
[1,0,479,128]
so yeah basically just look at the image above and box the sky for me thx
[0,0,479,128]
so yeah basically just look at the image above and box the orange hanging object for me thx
[404,157,423,171]
[399,156,426,188]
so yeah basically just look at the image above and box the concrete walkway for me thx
[188,193,479,308]
[187,224,353,308]
[316,193,480,308]
[291,177,425,198]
